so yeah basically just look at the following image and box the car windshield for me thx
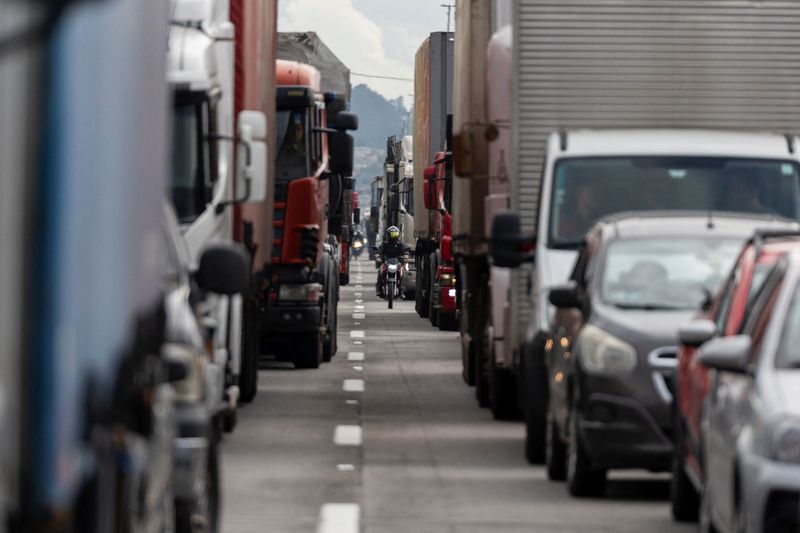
[550,157,800,248]
[276,109,310,180]
[601,238,743,310]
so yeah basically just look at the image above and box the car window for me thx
[777,279,800,368]
[714,261,741,333]
[742,260,787,362]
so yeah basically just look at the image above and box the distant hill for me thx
[350,84,409,150]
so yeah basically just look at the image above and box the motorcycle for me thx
[351,234,366,257]
[375,252,406,309]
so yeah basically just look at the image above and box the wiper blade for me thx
[611,303,686,311]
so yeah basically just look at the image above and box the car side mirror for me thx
[335,112,358,131]
[196,243,251,295]
[489,211,534,268]
[390,183,400,193]
[236,110,268,204]
[698,335,751,374]
[549,281,582,309]
[329,131,354,176]
[679,319,717,348]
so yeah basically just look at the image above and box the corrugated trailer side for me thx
[413,37,432,240]
[510,0,800,348]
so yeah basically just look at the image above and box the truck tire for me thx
[438,312,457,331]
[176,431,220,533]
[671,399,700,522]
[545,406,567,481]
[294,331,323,369]
[238,298,259,404]
[428,253,439,326]
[416,252,430,318]
[323,278,338,362]
[489,354,519,420]
[522,337,547,464]
[474,339,489,408]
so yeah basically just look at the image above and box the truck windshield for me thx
[601,237,742,311]
[170,93,209,223]
[549,157,800,249]
[276,109,310,179]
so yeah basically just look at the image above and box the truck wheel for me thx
[176,432,220,533]
[416,252,430,318]
[294,332,323,369]
[489,354,520,420]
[567,399,606,497]
[522,338,547,464]
[474,340,489,408]
[221,408,237,434]
[323,276,338,362]
[428,254,439,326]
[438,313,457,331]
[238,299,259,404]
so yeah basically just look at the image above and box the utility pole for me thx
[441,3,455,33]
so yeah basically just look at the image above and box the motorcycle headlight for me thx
[768,419,800,463]
[388,264,398,273]
[576,324,638,373]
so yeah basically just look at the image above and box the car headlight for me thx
[769,419,800,463]
[576,324,638,373]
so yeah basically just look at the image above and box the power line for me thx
[351,72,414,82]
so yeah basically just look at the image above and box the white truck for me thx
[167,0,268,432]
[487,0,800,463]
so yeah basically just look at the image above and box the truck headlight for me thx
[440,273,457,286]
[279,283,322,302]
[769,419,800,463]
[576,324,637,373]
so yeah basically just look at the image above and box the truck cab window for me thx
[276,109,310,180]
[171,91,211,223]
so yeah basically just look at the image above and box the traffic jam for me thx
[3,0,800,532]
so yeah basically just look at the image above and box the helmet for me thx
[387,226,400,243]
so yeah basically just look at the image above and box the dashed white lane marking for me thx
[352,313,366,320]
[316,503,360,533]
[353,341,363,345]
[354,292,362,298]
[354,299,364,304]
[333,424,362,446]
[336,464,356,472]
[353,365,363,372]
[345,399,359,405]
[350,330,365,339]
[343,379,365,392]
[347,352,364,361]
[355,284,363,288]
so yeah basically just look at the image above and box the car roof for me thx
[552,129,797,159]
[593,211,800,241]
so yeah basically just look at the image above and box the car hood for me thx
[774,371,800,414]
[592,303,694,347]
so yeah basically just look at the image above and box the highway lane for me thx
[222,257,694,532]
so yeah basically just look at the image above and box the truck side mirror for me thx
[489,211,534,268]
[441,235,453,263]
[335,112,358,131]
[549,282,581,309]
[196,243,251,295]
[237,110,268,204]
[423,166,436,209]
[353,208,361,225]
[330,131,354,176]
[390,183,400,193]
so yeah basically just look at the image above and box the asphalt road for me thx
[221,258,695,532]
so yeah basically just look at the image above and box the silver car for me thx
[700,250,800,533]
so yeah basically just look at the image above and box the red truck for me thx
[413,32,455,323]
[255,59,356,369]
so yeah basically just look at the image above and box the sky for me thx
[278,0,452,106]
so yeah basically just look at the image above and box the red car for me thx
[671,229,800,522]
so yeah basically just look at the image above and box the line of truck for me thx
[410,0,800,468]
[0,0,358,529]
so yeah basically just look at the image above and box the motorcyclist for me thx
[375,226,409,296]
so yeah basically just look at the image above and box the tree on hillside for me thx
[350,84,409,150]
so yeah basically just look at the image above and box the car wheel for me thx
[546,406,567,481]
[670,414,699,521]
[566,398,606,497]
[176,434,220,533]
[522,340,547,464]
